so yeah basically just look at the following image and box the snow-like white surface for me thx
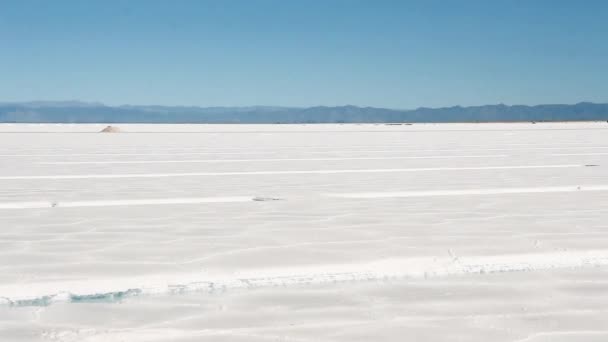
[1,122,608,341]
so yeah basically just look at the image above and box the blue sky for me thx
[1,0,607,108]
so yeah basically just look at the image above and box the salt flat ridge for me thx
[3,249,608,306]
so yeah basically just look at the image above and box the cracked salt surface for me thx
[3,249,608,306]
[1,122,608,341]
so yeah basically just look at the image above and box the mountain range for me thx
[1,101,607,123]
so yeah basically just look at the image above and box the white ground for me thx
[1,122,608,341]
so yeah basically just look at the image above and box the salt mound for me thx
[100,126,122,133]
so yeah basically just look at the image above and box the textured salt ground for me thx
[2,268,608,342]
[2,190,608,297]
[1,123,608,341]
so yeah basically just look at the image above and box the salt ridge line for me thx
[326,184,608,199]
[51,142,608,151]
[0,164,587,180]
[3,250,608,306]
[2,144,603,156]
[38,154,509,165]
[551,152,608,156]
[0,196,257,209]
[3,145,608,157]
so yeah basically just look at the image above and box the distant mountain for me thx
[1,102,607,123]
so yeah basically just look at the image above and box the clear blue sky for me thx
[1,0,607,108]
